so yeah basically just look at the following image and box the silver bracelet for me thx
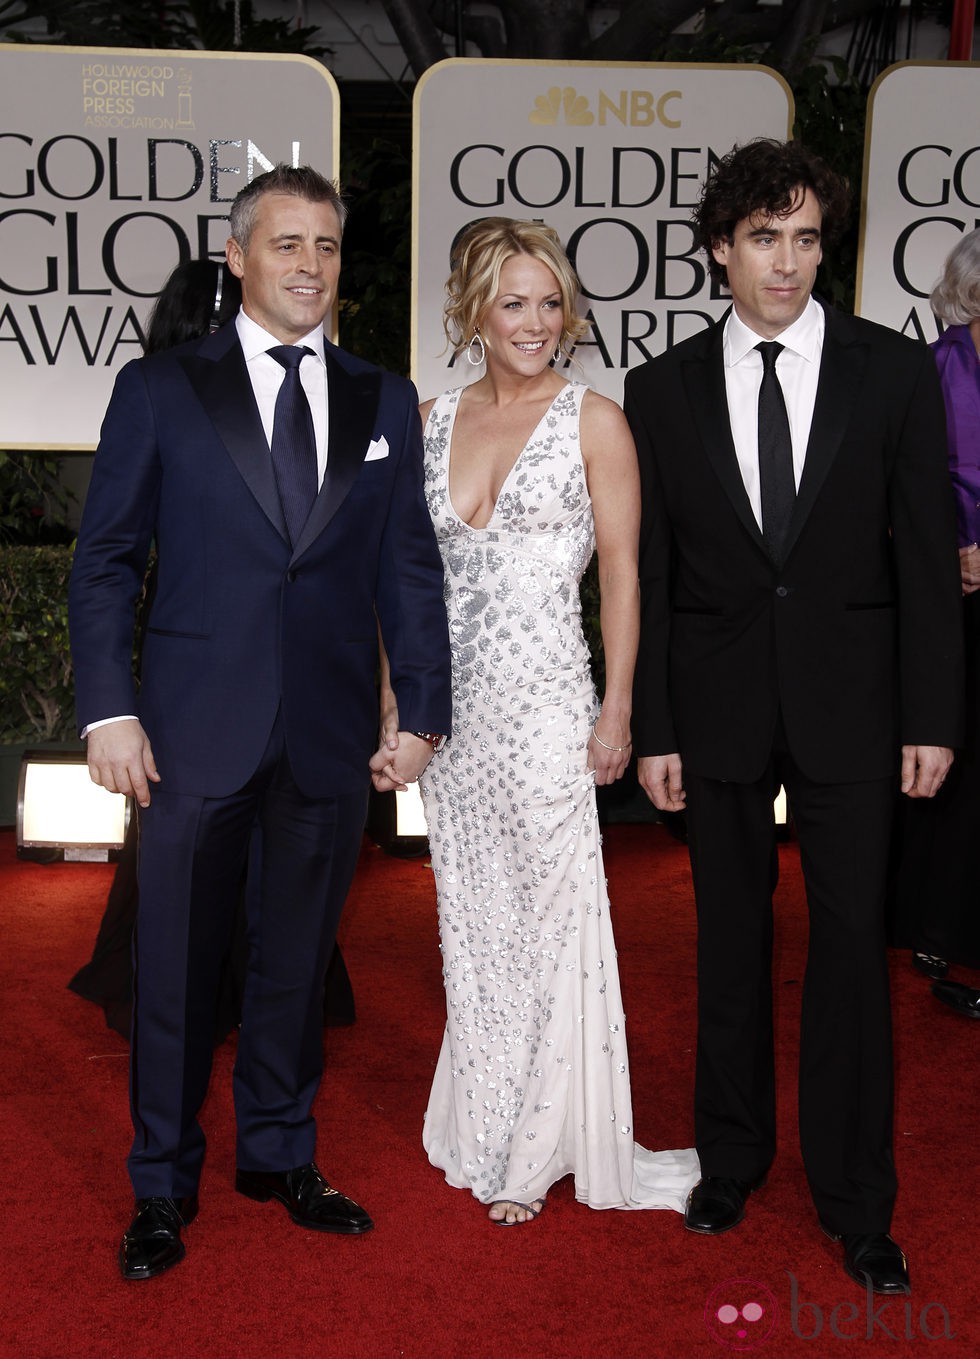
[591,722,632,752]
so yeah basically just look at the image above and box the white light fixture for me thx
[394,782,428,838]
[17,749,129,862]
[366,782,430,857]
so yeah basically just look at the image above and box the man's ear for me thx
[711,236,730,269]
[226,237,245,280]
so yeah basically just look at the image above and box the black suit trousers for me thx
[895,591,980,967]
[685,734,898,1234]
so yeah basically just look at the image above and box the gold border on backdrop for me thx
[856,59,980,326]
[411,58,794,396]
[0,44,339,450]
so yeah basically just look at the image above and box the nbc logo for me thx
[528,85,682,128]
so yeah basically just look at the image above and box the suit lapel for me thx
[291,344,381,561]
[781,305,867,562]
[179,325,289,543]
[684,321,767,556]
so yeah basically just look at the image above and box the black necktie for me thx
[268,344,317,546]
[756,341,795,562]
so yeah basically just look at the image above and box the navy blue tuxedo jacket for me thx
[69,321,452,799]
[625,303,965,784]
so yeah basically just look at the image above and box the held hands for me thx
[86,718,160,807]
[637,752,686,812]
[369,698,436,791]
[369,734,436,791]
[901,744,953,799]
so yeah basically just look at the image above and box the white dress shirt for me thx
[722,296,825,530]
[236,308,329,488]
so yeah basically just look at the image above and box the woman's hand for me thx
[588,714,632,785]
[370,732,436,791]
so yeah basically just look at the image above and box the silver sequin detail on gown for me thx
[420,381,698,1210]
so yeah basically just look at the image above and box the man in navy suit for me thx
[69,165,452,1280]
[625,140,963,1295]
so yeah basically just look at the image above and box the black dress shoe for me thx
[821,1227,911,1295]
[119,1194,199,1281]
[235,1162,373,1234]
[931,979,980,1018]
[684,1176,764,1235]
[913,951,949,980]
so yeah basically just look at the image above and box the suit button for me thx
[776,586,789,597]
[287,570,297,583]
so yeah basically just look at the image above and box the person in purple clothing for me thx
[899,228,980,997]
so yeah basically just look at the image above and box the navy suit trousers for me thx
[127,713,368,1197]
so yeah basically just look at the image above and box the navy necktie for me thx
[756,341,795,563]
[267,345,317,546]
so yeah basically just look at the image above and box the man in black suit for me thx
[70,166,452,1279]
[625,139,963,1295]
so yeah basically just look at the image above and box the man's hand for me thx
[637,752,686,811]
[369,731,436,792]
[900,744,953,799]
[86,719,160,807]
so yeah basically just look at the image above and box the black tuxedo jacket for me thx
[625,303,965,784]
[69,321,452,799]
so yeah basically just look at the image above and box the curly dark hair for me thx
[694,138,851,287]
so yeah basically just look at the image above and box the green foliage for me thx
[0,451,75,545]
[182,0,328,57]
[791,56,867,312]
[0,0,328,53]
[0,0,192,45]
[0,544,75,742]
[338,138,414,375]
[648,23,760,65]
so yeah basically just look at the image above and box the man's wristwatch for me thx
[411,730,447,752]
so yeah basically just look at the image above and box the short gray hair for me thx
[229,165,347,251]
[930,228,980,325]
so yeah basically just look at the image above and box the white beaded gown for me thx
[419,381,699,1211]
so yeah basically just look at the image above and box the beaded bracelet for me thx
[591,723,632,752]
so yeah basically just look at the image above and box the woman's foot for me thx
[488,1198,546,1226]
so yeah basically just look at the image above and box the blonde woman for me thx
[372,219,697,1224]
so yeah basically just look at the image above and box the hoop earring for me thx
[466,331,486,367]
[553,342,563,365]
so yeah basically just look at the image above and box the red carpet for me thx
[1,825,978,1358]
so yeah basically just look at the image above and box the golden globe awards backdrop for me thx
[856,61,980,338]
[412,59,792,402]
[0,45,338,449]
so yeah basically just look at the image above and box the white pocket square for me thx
[365,436,389,461]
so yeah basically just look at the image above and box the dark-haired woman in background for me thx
[69,258,355,1037]
[144,257,241,350]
